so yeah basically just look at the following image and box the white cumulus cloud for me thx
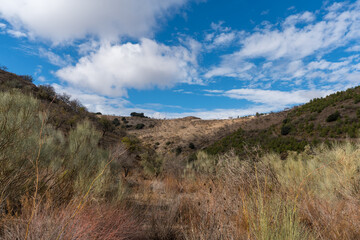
[0,0,188,43]
[56,38,201,97]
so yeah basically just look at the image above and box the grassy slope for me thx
[0,69,127,147]
[207,86,360,156]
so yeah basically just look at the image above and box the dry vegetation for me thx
[1,91,360,239]
[106,112,286,157]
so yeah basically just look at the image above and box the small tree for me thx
[0,65,8,71]
[130,112,146,118]
[99,117,115,136]
[111,144,136,177]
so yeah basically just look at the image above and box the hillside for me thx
[0,69,126,147]
[5,68,360,159]
[0,69,270,156]
[207,86,360,156]
[2,69,360,239]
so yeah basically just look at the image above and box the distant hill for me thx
[206,86,360,157]
[2,68,360,159]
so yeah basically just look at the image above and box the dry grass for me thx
[2,202,144,240]
[2,92,360,239]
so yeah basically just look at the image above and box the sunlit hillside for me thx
[1,69,360,239]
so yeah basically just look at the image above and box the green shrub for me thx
[281,125,291,135]
[112,118,120,126]
[0,92,122,213]
[326,111,340,122]
[175,146,182,155]
[135,123,145,129]
[37,84,56,101]
[130,112,146,118]
[99,117,115,136]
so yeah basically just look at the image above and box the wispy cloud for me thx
[39,48,72,67]
[7,29,26,38]
[206,1,360,91]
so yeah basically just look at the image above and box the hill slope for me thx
[207,86,360,156]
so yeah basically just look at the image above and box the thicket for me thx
[0,92,129,238]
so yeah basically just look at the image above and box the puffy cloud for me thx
[0,0,188,43]
[56,38,201,97]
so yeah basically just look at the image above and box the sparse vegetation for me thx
[2,69,360,239]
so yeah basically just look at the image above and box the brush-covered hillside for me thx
[206,86,360,156]
[0,69,257,156]
[2,68,360,239]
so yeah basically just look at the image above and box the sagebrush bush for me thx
[0,92,122,218]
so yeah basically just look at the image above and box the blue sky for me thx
[0,0,360,119]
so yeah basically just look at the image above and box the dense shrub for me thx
[135,123,145,129]
[112,118,120,126]
[130,112,146,118]
[326,111,341,122]
[281,125,292,135]
[175,146,182,155]
[37,84,56,101]
[0,92,122,216]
